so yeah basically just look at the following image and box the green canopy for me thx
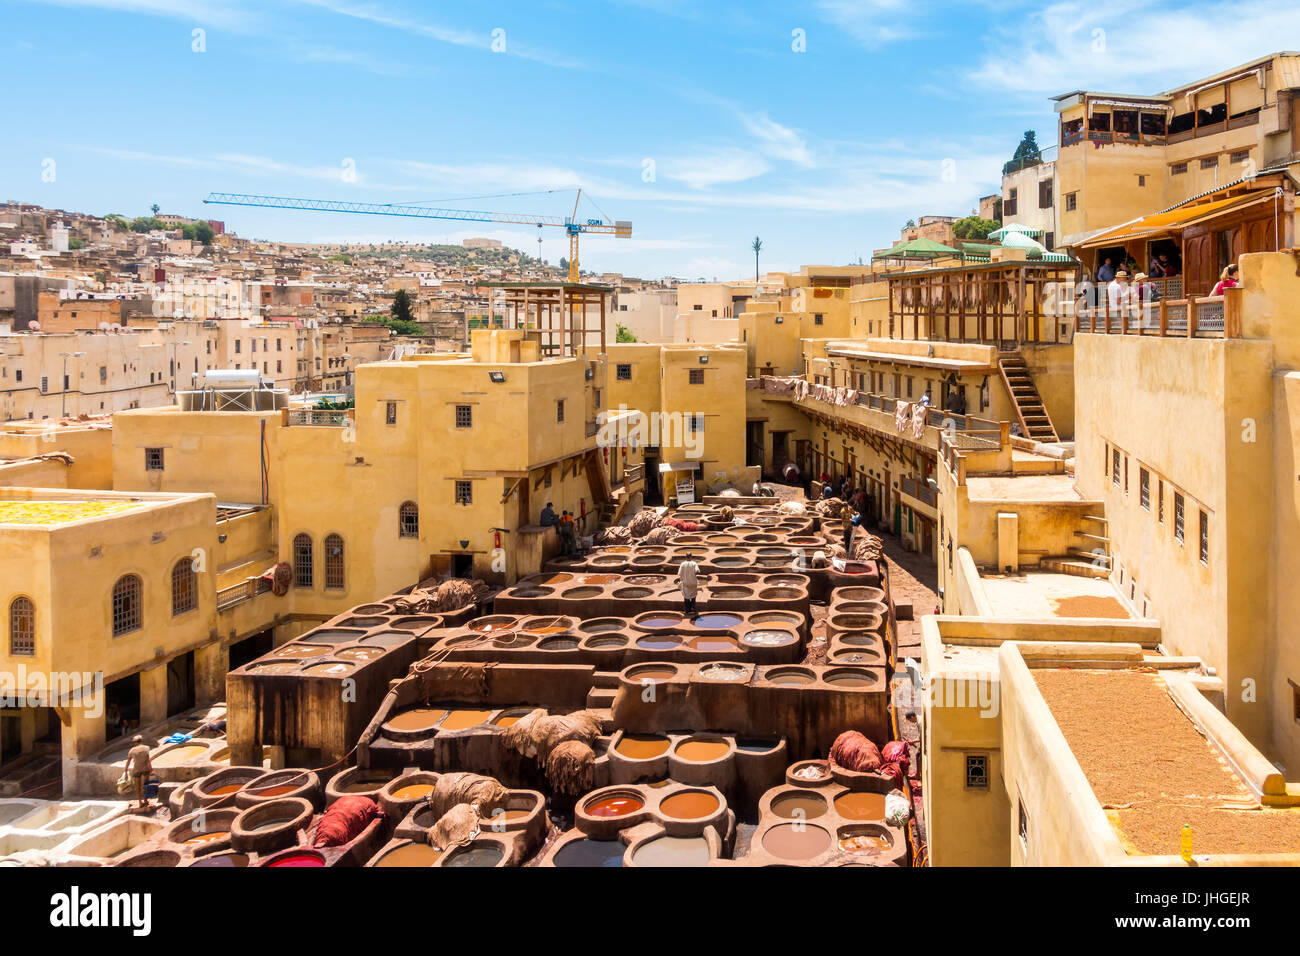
[873,237,962,261]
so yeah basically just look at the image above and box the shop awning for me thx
[1076,191,1276,248]
[658,461,701,473]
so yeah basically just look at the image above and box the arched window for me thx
[112,575,142,636]
[398,501,419,538]
[324,534,345,590]
[293,534,313,589]
[9,597,35,656]
[171,557,197,616]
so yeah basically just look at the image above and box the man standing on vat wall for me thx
[126,735,153,810]
[677,556,704,618]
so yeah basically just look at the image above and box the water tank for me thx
[202,369,262,389]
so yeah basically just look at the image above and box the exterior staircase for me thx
[1041,514,1111,578]
[998,352,1058,443]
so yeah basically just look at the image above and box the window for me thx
[814,313,824,325]
[1199,510,1209,564]
[965,753,988,790]
[385,402,397,426]
[1044,232,1054,251]
[688,414,704,433]
[1123,456,1128,492]
[235,340,241,353]
[276,339,283,351]
[1139,468,1150,509]
[111,575,142,636]
[171,558,196,616]
[1230,149,1250,164]
[1038,179,1053,209]
[324,534,344,590]
[99,366,107,383]
[1174,493,1185,544]
[1018,799,1029,852]
[1200,156,1219,170]
[145,447,165,472]
[1065,192,1077,212]
[455,480,473,505]
[9,597,34,656]
[1004,187,1018,217]
[40,376,48,393]
[455,405,472,428]
[293,533,313,588]
[276,361,282,373]
[1171,162,1188,175]
[1158,481,1164,523]
[616,364,631,381]
[1137,175,1146,187]
[399,501,419,538]
[556,400,565,423]
[594,388,601,409]
[1112,449,1120,486]
[688,368,704,385]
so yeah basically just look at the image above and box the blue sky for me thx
[3,0,1295,278]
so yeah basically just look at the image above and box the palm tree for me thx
[752,236,763,280]
[150,203,160,217]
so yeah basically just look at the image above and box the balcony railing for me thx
[900,475,936,507]
[284,407,354,427]
[1075,290,1235,338]
[216,575,272,611]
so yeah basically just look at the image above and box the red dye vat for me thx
[585,794,644,818]
[268,851,325,867]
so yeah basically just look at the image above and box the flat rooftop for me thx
[981,571,1131,620]
[1036,668,1300,856]
[964,473,1081,503]
[0,499,141,526]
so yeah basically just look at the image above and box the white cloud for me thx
[661,150,771,189]
[740,112,816,167]
[815,0,916,49]
[968,0,1300,98]
[17,0,262,31]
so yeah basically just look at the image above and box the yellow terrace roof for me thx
[0,500,141,526]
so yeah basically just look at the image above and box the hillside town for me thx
[1,47,1299,892]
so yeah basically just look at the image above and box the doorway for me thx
[167,651,195,716]
[452,553,474,578]
[643,449,662,505]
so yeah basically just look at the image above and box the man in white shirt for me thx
[677,557,702,617]
[1107,269,1129,315]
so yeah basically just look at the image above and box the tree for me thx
[104,214,129,233]
[1004,130,1042,175]
[180,223,197,240]
[194,221,214,244]
[390,288,415,324]
[952,215,1001,241]
[904,218,916,229]
[129,216,166,233]
[615,323,637,343]
[558,256,568,274]
[751,236,763,280]
[150,203,160,217]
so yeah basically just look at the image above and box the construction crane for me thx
[203,190,631,282]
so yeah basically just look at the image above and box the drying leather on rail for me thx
[427,772,509,819]
[546,739,596,796]
[427,803,482,851]
[502,708,603,762]
[412,660,497,702]
[829,730,883,773]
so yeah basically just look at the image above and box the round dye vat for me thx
[612,587,652,599]
[247,661,300,675]
[246,813,299,834]
[699,663,746,681]
[522,617,572,634]
[336,646,385,663]
[539,637,579,651]
[587,636,628,649]
[578,618,624,634]
[632,836,710,867]
[835,632,878,648]
[579,573,620,584]
[468,616,517,633]
[674,739,730,763]
[690,612,742,629]
[659,790,720,820]
[153,744,209,767]
[336,776,392,794]
[765,668,815,686]
[182,830,229,846]
[508,587,551,598]
[553,838,625,868]
[762,823,831,860]
[354,603,392,614]
[492,709,531,728]
[440,709,492,731]
[534,572,574,585]
[824,669,875,688]
[834,791,887,820]
[296,628,364,644]
[373,843,443,867]
[625,575,665,584]
[713,557,748,568]
[771,790,827,820]
[271,643,329,659]
[384,707,447,733]
[358,631,409,647]
[750,611,802,625]
[736,737,778,753]
[444,843,505,867]
[190,853,248,867]
[743,629,796,647]
[248,784,299,798]
[635,634,682,651]
[626,665,677,682]
[562,586,603,599]
[637,614,683,629]
[391,783,434,801]
[758,588,799,600]
[302,661,354,677]
[615,734,672,760]
[832,650,882,666]
[708,587,751,599]
[584,793,644,818]
[338,616,387,629]
[687,635,739,652]
[268,851,325,867]
[838,825,893,853]
[207,784,243,796]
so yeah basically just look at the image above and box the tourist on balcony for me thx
[1158,254,1179,277]
[1097,257,1116,282]
[1107,269,1129,314]
[1211,264,1239,296]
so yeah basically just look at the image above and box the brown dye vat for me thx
[616,734,672,760]
[587,636,628,649]
[699,663,747,681]
[836,586,885,603]
[837,602,883,614]
[674,739,730,762]
[824,668,875,688]
[743,629,796,647]
[751,611,802,624]
[353,603,392,614]
[612,587,653,599]
[562,586,603,599]
[508,587,552,598]
[247,661,300,675]
[758,587,799,599]
[766,667,815,686]
[384,707,447,732]
[626,665,677,682]
[831,650,883,665]
[302,661,355,677]
[491,633,530,648]
[708,587,752,598]
[539,636,580,650]
[838,825,893,852]
[336,646,386,663]
[440,708,492,731]
[521,616,572,633]
[835,631,878,647]
[209,784,242,796]
[337,616,387,628]
[834,791,886,820]
[829,613,883,630]
[687,634,739,652]
[271,643,329,659]
[626,574,665,584]
[763,824,831,860]
[246,813,300,833]
[338,780,389,794]
[468,616,516,632]
[296,628,364,644]
[578,618,624,633]
[713,557,748,567]
[534,572,574,584]
[659,790,720,820]
[392,783,434,801]
[374,843,443,867]
[636,613,683,628]
[579,573,620,584]
[492,709,531,727]
[585,793,644,817]
[358,631,410,647]
[771,791,828,820]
